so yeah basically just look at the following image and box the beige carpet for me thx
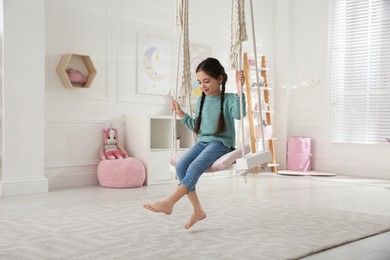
[1,193,390,259]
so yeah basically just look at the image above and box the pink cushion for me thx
[97,157,145,188]
[66,68,88,84]
[170,144,250,172]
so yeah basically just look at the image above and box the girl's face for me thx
[196,70,223,96]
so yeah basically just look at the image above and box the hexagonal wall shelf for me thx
[56,54,97,88]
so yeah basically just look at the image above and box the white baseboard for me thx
[314,164,390,180]
[0,176,49,196]
[48,173,99,190]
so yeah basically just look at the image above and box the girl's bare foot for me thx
[143,200,173,215]
[184,210,206,229]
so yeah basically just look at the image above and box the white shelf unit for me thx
[125,114,193,185]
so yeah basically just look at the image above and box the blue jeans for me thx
[176,141,232,192]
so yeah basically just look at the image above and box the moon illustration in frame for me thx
[138,32,171,95]
[143,47,168,82]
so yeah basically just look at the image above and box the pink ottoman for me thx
[97,157,145,188]
[287,136,312,171]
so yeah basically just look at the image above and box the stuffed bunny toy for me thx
[99,128,128,160]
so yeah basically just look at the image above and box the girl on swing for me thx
[144,57,246,229]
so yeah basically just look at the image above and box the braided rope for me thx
[173,0,195,152]
[181,0,191,106]
[229,0,247,70]
[230,0,247,158]
[174,0,191,107]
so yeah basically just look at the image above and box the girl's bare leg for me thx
[185,191,206,229]
[144,184,187,215]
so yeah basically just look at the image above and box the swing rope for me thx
[175,0,192,106]
[172,0,248,160]
[229,0,247,70]
[229,0,248,159]
[171,0,271,175]
[173,0,193,153]
[229,0,272,174]
[248,0,266,152]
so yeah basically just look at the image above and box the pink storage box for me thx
[287,136,311,171]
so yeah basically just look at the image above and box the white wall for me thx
[1,0,48,196]
[274,0,390,179]
[45,0,175,189]
[0,0,3,173]
[3,0,385,196]
[44,0,276,190]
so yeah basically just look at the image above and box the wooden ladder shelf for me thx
[243,53,278,173]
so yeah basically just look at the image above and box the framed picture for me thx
[137,32,172,95]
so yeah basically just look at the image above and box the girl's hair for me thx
[194,57,228,136]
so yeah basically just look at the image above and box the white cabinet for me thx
[125,115,193,185]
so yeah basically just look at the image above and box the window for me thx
[330,0,390,144]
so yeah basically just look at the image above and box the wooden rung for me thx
[249,67,270,71]
[252,111,274,115]
[250,86,273,91]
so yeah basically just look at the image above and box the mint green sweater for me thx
[181,93,246,148]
